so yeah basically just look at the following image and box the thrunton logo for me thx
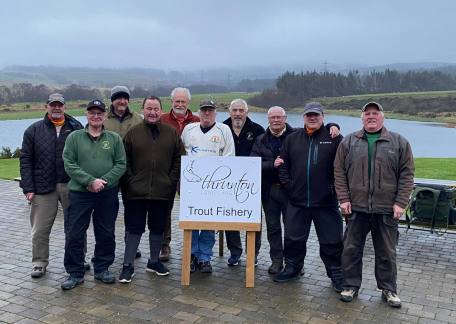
[94,100,101,105]
[246,132,254,141]
[102,141,111,149]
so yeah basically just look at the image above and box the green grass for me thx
[1,157,455,181]
[0,92,259,121]
[0,158,19,180]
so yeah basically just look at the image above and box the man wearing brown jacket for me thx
[334,101,414,308]
[118,96,185,283]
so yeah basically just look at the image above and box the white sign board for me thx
[179,156,262,223]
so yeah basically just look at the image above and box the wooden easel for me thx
[180,221,261,288]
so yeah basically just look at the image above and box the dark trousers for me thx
[225,229,261,257]
[341,211,399,292]
[64,187,119,277]
[262,184,288,262]
[162,199,174,247]
[124,199,168,235]
[284,203,343,278]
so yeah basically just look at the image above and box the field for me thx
[1,158,455,181]
[0,92,259,120]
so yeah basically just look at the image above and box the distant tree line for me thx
[0,78,274,105]
[249,69,456,108]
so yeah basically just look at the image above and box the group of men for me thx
[20,86,414,308]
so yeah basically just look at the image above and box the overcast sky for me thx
[2,0,455,70]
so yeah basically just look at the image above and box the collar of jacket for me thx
[43,113,81,129]
[262,123,294,143]
[109,105,132,121]
[223,116,253,132]
[355,127,391,142]
[170,109,193,121]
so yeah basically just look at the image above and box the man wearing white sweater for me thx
[181,100,235,273]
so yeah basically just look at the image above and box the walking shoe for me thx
[146,260,170,276]
[382,289,402,308]
[268,261,283,275]
[118,264,135,283]
[340,288,358,302]
[61,275,84,290]
[331,279,343,293]
[159,246,171,262]
[273,265,303,283]
[227,254,241,266]
[255,256,259,267]
[84,262,91,272]
[199,261,213,273]
[31,266,46,278]
[190,254,199,273]
[94,270,116,284]
[135,248,142,259]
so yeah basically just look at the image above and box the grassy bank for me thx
[0,92,259,121]
[1,158,455,181]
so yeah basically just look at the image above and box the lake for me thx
[1,112,454,157]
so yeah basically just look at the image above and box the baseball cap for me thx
[47,93,65,105]
[199,100,216,110]
[110,85,130,102]
[303,102,324,115]
[86,99,106,112]
[362,101,383,112]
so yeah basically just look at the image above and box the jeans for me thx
[262,184,288,262]
[341,211,399,293]
[192,230,215,262]
[284,203,343,279]
[64,187,119,277]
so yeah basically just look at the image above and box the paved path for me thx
[0,179,455,323]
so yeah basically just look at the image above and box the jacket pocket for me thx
[127,170,151,197]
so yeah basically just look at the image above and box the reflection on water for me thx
[1,112,455,157]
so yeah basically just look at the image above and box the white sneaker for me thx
[340,288,358,302]
[382,289,402,308]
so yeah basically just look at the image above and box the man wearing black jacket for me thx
[275,102,344,292]
[20,93,83,278]
[223,99,265,266]
[251,106,294,274]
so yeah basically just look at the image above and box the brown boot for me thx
[159,245,171,262]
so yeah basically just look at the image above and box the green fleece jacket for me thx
[103,108,143,139]
[63,127,126,192]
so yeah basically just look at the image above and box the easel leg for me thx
[219,230,224,257]
[181,230,192,286]
[245,231,255,288]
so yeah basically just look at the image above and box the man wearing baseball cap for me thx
[181,100,235,273]
[275,102,344,292]
[61,99,126,290]
[20,93,83,278]
[334,101,414,307]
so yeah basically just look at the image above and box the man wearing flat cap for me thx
[61,99,126,290]
[181,100,235,274]
[275,102,344,293]
[20,93,83,278]
[334,101,414,308]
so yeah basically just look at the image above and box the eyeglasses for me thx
[87,111,105,116]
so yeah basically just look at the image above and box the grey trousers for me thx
[30,183,69,268]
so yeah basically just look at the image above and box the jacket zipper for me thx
[307,137,313,207]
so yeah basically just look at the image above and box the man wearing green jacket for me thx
[61,99,126,290]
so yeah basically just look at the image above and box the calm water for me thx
[1,112,454,157]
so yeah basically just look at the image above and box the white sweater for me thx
[181,122,235,157]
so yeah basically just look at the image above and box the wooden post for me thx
[245,231,256,288]
[181,229,192,286]
[218,230,224,256]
